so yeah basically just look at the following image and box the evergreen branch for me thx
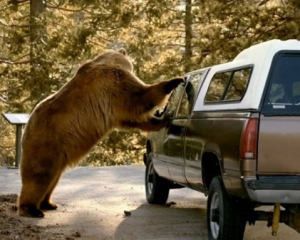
[252,18,294,40]
[252,26,277,40]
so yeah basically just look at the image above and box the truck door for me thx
[259,52,300,174]
[183,71,208,191]
[164,70,207,185]
[163,82,187,185]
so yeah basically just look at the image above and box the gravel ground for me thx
[0,165,299,240]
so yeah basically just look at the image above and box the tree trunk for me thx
[29,0,45,98]
[30,0,45,65]
[184,0,192,73]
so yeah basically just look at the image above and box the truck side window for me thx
[205,72,231,102]
[167,83,185,117]
[224,68,251,101]
[177,73,202,117]
[205,67,252,103]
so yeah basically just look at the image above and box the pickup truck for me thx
[144,39,300,240]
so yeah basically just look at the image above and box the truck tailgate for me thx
[258,115,300,174]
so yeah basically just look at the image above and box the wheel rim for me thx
[210,191,220,238]
[147,162,154,195]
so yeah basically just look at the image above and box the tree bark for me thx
[30,0,45,65]
[184,0,192,73]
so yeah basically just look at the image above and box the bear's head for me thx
[92,48,133,72]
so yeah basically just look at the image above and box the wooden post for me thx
[15,125,23,168]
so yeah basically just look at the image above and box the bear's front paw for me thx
[165,77,185,94]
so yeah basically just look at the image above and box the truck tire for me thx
[207,176,246,240]
[145,154,169,204]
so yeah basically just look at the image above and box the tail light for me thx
[240,118,258,159]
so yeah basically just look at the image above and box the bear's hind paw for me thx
[40,201,58,210]
[19,205,45,218]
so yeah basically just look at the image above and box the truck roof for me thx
[190,39,300,112]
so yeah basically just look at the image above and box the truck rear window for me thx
[262,52,300,115]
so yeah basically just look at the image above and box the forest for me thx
[0,0,300,166]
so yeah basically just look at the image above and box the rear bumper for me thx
[245,176,300,204]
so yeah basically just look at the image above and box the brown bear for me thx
[18,49,184,218]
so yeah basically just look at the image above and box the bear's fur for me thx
[18,49,184,218]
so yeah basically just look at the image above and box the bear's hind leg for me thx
[40,172,62,210]
[18,170,60,217]
[18,182,46,218]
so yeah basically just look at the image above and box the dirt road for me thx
[0,165,299,239]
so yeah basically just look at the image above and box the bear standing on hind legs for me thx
[18,49,184,218]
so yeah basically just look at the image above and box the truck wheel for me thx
[145,154,169,204]
[207,176,246,240]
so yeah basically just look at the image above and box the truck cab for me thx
[144,39,300,240]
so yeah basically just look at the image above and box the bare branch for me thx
[87,39,108,48]
[46,4,83,12]
[0,96,9,104]
[0,144,13,149]
[10,24,30,28]
[0,20,30,28]
[128,147,145,151]
[0,0,28,11]
[20,96,31,104]
[0,59,30,65]
[13,53,30,62]
[0,53,30,65]
[0,85,23,93]
[13,14,30,21]
[257,0,270,6]
[8,0,29,4]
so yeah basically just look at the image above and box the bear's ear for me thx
[118,48,127,56]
